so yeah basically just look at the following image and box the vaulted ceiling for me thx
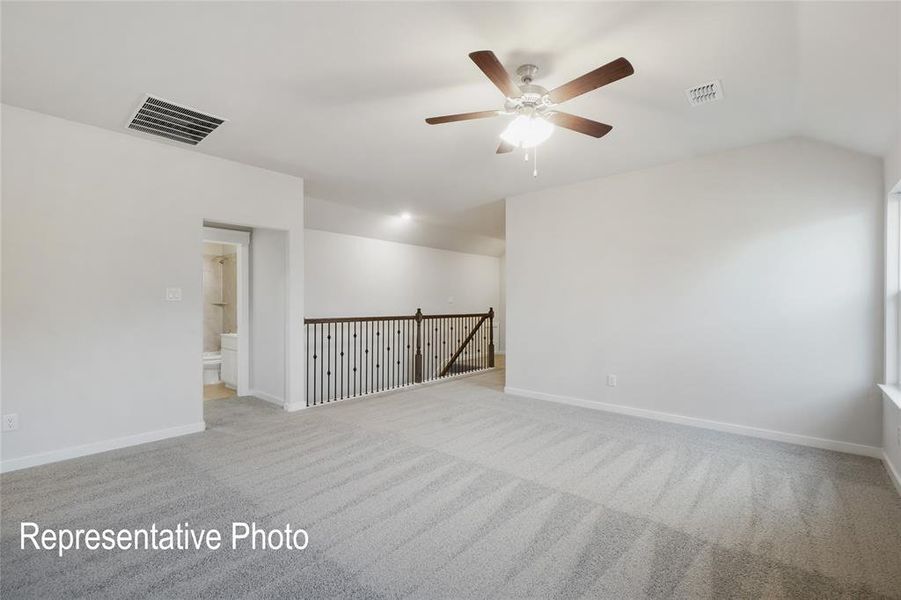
[3,2,898,242]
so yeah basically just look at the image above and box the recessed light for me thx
[400,212,412,221]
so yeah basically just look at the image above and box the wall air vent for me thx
[127,95,225,145]
[685,80,724,107]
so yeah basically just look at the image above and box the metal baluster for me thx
[356,320,360,397]
[388,320,392,390]
[351,322,355,398]
[384,320,388,391]
[481,317,485,369]
[466,316,471,372]
[384,319,388,390]
[319,324,325,404]
[383,320,388,391]
[336,322,340,401]
[306,325,310,407]
[391,319,396,388]
[459,316,463,373]
[366,320,371,395]
[448,318,453,376]
[327,322,331,402]
[376,321,381,392]
[385,319,390,390]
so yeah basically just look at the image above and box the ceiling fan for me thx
[426,51,634,160]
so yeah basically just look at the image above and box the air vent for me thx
[685,80,723,106]
[127,96,225,145]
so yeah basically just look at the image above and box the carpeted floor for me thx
[2,369,900,599]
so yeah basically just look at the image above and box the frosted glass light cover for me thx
[500,115,554,149]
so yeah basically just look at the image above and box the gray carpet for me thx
[2,369,900,599]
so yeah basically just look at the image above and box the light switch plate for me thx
[607,375,617,387]
[166,287,182,302]
[2,413,19,432]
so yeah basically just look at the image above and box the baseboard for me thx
[503,386,882,458]
[284,402,307,412]
[0,421,207,474]
[249,389,285,408]
[883,450,901,495]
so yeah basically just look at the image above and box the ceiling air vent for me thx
[127,95,225,145]
[685,80,723,107]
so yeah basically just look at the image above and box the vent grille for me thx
[127,96,224,145]
[685,80,723,106]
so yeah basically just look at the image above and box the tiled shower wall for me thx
[222,255,237,334]
[202,253,237,352]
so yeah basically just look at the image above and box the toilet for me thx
[202,351,222,385]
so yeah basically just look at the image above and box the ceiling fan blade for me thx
[469,51,522,99]
[496,140,514,154]
[547,112,613,138]
[425,110,500,125]
[548,57,634,104]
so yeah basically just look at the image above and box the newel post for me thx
[414,308,423,383]
[488,307,495,368]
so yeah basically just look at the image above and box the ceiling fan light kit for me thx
[426,51,634,176]
[500,113,554,149]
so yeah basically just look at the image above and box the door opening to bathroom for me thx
[202,226,250,402]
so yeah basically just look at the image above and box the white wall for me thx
[881,7,901,488]
[1,105,304,471]
[507,138,884,453]
[887,140,901,198]
[498,253,506,353]
[305,229,500,321]
[883,119,901,486]
[250,228,287,405]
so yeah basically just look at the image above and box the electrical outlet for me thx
[2,414,19,432]
[166,287,182,302]
[607,375,617,387]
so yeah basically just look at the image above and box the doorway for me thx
[202,226,250,402]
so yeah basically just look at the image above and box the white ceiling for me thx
[3,1,898,242]
[305,197,506,257]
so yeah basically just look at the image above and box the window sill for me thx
[877,384,901,411]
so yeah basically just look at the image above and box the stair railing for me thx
[304,307,494,407]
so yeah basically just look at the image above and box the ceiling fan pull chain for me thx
[533,145,539,177]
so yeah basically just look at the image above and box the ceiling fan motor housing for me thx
[505,65,553,116]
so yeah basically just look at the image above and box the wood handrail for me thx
[305,310,490,325]
[304,314,414,324]
[422,312,490,319]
